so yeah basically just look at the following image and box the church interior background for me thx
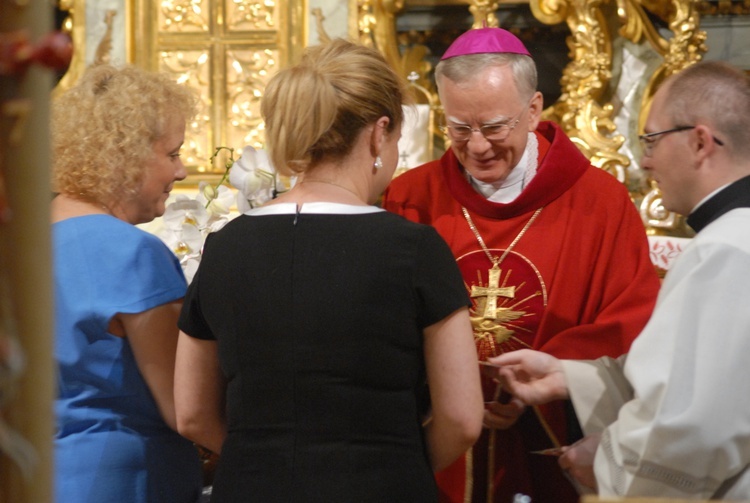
[2,0,750,500]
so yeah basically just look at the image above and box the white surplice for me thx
[562,207,750,500]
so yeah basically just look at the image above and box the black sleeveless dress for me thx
[179,204,470,503]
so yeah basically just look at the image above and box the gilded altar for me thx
[54,0,746,237]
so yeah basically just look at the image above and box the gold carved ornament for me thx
[696,0,750,16]
[532,0,706,234]
[531,0,629,183]
[354,0,435,101]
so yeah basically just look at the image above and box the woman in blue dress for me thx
[51,64,203,502]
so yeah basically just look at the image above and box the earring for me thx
[373,156,383,170]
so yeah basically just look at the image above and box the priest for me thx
[381,27,661,502]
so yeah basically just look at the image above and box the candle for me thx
[0,1,56,502]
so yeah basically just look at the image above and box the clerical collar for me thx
[686,174,750,233]
[466,132,539,203]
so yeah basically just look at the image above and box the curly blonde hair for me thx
[52,64,196,206]
[261,39,408,176]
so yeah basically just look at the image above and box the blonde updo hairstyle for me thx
[52,64,196,206]
[261,39,408,176]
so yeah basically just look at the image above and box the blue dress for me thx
[53,215,202,503]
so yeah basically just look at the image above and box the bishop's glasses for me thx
[441,106,526,143]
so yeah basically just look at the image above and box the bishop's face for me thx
[438,64,543,184]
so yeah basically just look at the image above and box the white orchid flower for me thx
[196,181,235,218]
[206,217,230,234]
[162,195,210,231]
[201,183,217,201]
[180,255,202,284]
[146,145,289,283]
[229,147,277,210]
[165,222,205,260]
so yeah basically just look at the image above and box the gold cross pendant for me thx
[470,262,515,320]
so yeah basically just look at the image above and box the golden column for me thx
[0,2,56,502]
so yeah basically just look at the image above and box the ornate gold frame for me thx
[352,0,707,236]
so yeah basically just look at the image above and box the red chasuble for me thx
[382,122,660,503]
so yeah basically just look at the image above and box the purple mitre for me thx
[441,27,531,60]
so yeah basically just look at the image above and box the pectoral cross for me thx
[470,262,515,319]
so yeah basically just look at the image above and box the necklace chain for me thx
[299,179,361,200]
[461,206,543,266]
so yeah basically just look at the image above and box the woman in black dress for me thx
[174,39,483,502]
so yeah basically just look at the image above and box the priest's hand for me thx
[483,398,525,429]
[558,433,600,493]
[487,349,569,406]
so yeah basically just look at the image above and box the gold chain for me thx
[298,179,362,201]
[461,206,543,265]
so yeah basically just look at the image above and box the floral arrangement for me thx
[154,146,287,282]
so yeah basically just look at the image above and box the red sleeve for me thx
[535,169,660,360]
